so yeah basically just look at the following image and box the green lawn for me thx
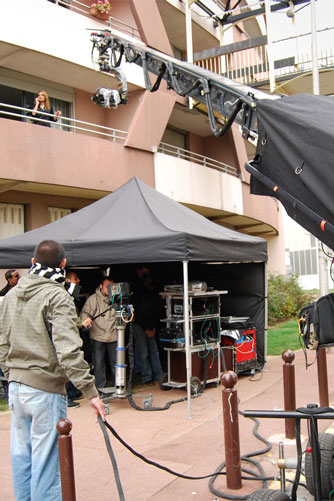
[267,318,302,356]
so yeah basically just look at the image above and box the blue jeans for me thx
[133,324,163,383]
[8,382,67,501]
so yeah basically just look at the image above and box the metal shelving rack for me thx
[159,290,227,391]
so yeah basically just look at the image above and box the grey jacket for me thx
[0,274,98,400]
[80,287,117,343]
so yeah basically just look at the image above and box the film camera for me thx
[107,282,132,307]
[106,282,133,325]
[91,87,123,109]
[90,31,128,109]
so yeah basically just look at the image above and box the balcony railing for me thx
[195,27,334,87]
[51,0,142,40]
[1,104,240,178]
[0,103,128,142]
[156,142,239,178]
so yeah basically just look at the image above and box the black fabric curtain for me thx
[250,93,334,249]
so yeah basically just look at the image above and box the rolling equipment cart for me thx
[159,289,227,393]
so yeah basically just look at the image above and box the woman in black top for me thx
[31,90,62,127]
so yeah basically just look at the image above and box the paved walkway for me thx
[1,349,334,500]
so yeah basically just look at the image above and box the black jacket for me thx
[132,278,161,331]
[0,283,10,297]
[29,105,57,127]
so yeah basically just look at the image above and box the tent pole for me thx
[183,260,192,419]
[264,261,268,363]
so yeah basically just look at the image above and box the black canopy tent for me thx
[0,178,266,266]
[0,177,267,416]
[247,93,334,249]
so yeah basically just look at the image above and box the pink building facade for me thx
[0,0,286,273]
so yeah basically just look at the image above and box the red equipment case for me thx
[221,329,257,374]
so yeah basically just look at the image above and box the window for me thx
[0,203,24,239]
[48,207,72,224]
[161,126,188,150]
[0,84,70,130]
[289,248,318,276]
[172,46,185,61]
[310,234,316,248]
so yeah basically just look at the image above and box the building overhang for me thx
[185,203,278,237]
[0,178,109,201]
[0,41,140,95]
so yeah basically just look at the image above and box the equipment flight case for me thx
[220,316,257,374]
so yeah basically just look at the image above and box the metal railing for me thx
[156,142,239,178]
[196,27,334,87]
[51,0,142,40]
[0,103,128,142]
[1,104,240,177]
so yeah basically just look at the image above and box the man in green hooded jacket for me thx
[0,239,105,501]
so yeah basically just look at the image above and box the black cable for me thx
[126,323,204,411]
[209,457,267,500]
[321,242,334,259]
[97,415,125,501]
[165,61,204,98]
[321,242,334,282]
[125,45,140,63]
[150,64,167,93]
[98,416,307,499]
[99,350,313,501]
[111,44,124,68]
[98,378,311,500]
[205,90,244,137]
[101,417,228,480]
[208,411,273,499]
[232,0,243,10]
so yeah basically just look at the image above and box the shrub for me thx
[268,273,314,326]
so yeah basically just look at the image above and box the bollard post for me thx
[317,347,329,407]
[57,418,76,501]
[221,371,242,490]
[282,350,296,440]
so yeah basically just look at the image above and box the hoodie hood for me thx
[15,274,64,302]
[95,286,110,304]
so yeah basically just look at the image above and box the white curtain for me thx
[0,203,25,239]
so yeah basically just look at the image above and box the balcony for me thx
[156,143,239,177]
[153,143,279,236]
[0,101,279,236]
[0,106,154,198]
[0,0,145,94]
[194,22,334,95]
[49,0,142,40]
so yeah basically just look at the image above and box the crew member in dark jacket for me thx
[132,265,163,385]
[0,269,20,296]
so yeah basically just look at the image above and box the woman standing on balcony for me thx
[31,90,62,127]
